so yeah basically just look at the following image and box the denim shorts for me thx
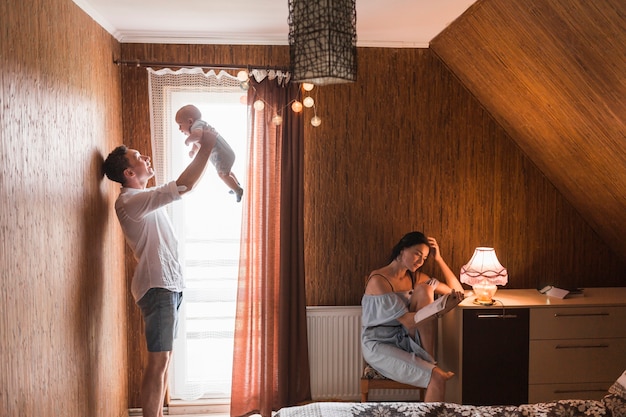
[137,288,183,352]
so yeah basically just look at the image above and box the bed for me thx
[276,371,626,417]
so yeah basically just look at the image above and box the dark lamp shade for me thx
[288,0,357,85]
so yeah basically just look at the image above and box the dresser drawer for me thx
[530,306,626,339]
[529,338,626,383]
[529,381,613,403]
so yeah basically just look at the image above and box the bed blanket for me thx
[276,397,624,417]
[276,372,626,417]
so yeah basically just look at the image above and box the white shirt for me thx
[115,180,185,302]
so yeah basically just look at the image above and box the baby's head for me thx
[175,104,202,135]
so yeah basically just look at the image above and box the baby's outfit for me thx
[190,119,236,175]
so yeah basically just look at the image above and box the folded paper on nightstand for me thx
[538,285,584,299]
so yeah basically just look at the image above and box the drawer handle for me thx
[555,344,609,349]
[554,313,609,318]
[553,389,608,394]
[477,314,518,319]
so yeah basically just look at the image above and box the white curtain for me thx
[147,67,242,186]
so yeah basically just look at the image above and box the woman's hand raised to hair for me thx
[427,237,442,261]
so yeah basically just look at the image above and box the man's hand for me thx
[176,126,219,194]
[199,125,218,150]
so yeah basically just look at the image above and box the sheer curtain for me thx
[230,71,311,417]
[148,67,246,400]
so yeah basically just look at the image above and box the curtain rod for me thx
[114,59,290,72]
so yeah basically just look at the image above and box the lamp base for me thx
[472,297,497,306]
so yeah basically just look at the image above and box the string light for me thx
[272,114,283,126]
[291,101,303,113]
[237,70,249,81]
[253,100,265,111]
[242,74,322,128]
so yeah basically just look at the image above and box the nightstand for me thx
[439,287,626,405]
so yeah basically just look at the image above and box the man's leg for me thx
[141,350,171,417]
[137,289,182,417]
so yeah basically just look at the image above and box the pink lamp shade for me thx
[460,247,508,305]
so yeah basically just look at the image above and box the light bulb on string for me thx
[303,97,314,108]
[240,80,250,91]
[291,101,303,113]
[302,83,314,92]
[254,100,265,111]
[237,70,249,81]
[311,116,321,127]
[239,95,248,105]
[272,114,283,126]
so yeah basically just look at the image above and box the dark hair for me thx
[388,231,430,263]
[102,145,129,185]
[389,231,430,286]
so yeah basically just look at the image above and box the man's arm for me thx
[176,126,218,195]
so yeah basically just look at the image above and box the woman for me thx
[361,231,464,402]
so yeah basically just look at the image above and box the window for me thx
[167,89,248,401]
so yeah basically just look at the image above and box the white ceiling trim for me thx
[73,0,121,40]
[73,0,472,49]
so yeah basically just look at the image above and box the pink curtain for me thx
[230,75,311,417]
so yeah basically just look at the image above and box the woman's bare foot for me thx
[424,367,454,402]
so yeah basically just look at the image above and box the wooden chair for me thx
[360,364,426,402]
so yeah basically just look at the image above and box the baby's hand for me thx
[184,129,202,147]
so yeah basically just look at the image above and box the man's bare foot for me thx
[424,367,455,402]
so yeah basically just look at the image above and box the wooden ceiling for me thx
[431,0,626,260]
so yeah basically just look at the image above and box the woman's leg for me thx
[409,284,437,356]
[424,367,454,402]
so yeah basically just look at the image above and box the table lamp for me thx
[460,247,508,305]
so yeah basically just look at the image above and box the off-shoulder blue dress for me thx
[361,288,436,388]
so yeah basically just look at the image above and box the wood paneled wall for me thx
[120,35,626,403]
[431,0,626,262]
[7,0,622,413]
[119,44,626,308]
[1,0,126,416]
[304,47,625,305]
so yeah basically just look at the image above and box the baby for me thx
[175,104,244,202]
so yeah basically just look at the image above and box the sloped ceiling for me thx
[431,0,626,260]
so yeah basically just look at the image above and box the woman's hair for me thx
[102,145,129,185]
[388,231,430,286]
[388,231,430,263]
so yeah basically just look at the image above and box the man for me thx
[102,127,217,417]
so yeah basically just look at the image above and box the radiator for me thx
[306,306,419,401]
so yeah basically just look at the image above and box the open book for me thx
[413,291,463,324]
